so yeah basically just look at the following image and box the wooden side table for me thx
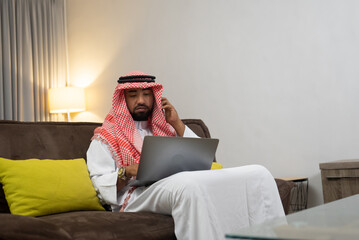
[277,177,308,214]
[320,159,359,203]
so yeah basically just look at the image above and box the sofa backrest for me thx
[0,121,101,160]
[182,119,211,139]
[0,119,212,213]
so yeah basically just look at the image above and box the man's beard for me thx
[130,105,153,121]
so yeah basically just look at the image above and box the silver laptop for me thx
[130,136,219,187]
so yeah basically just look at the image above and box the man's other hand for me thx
[117,164,139,191]
[161,97,185,136]
[125,164,139,178]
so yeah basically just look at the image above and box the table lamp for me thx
[49,86,86,121]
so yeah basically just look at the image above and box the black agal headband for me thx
[117,74,156,84]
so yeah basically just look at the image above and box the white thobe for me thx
[87,121,199,209]
[87,121,285,240]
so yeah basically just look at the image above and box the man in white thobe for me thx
[87,71,285,240]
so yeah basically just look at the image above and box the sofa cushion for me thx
[0,213,72,240]
[0,121,101,160]
[0,157,104,217]
[41,211,176,240]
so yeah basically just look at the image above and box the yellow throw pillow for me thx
[211,162,223,170]
[0,157,104,217]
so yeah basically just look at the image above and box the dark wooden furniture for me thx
[320,159,359,203]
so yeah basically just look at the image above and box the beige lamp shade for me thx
[49,87,85,113]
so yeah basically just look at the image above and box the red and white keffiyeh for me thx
[92,71,176,168]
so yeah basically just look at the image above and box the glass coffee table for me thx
[226,194,359,240]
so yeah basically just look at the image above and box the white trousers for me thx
[125,165,285,240]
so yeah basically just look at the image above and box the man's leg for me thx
[125,165,284,240]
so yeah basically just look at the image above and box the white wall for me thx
[66,0,359,207]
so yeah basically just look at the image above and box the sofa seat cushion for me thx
[0,213,72,240]
[41,211,176,240]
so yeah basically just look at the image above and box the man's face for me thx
[124,88,154,121]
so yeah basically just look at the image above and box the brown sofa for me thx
[0,120,293,240]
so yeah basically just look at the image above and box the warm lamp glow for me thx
[49,87,85,121]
